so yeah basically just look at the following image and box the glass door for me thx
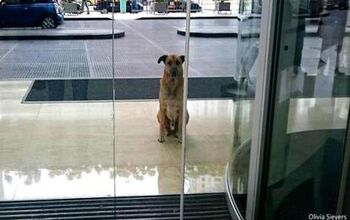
[111,3,188,220]
[338,114,350,216]
[227,0,263,218]
[0,2,117,218]
[246,0,350,219]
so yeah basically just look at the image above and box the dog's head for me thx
[158,54,185,84]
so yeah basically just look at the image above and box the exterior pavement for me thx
[0,19,237,79]
[0,17,349,79]
[0,29,125,40]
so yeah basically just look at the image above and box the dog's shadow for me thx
[157,135,194,146]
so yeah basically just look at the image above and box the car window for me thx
[33,0,50,3]
[21,0,34,3]
[6,0,21,5]
[21,0,49,3]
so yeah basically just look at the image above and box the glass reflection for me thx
[260,0,350,219]
[185,164,226,193]
[0,163,230,200]
[227,0,262,217]
[0,11,115,204]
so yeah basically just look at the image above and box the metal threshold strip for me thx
[0,193,232,220]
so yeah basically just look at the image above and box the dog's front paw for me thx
[177,135,182,144]
[158,136,165,143]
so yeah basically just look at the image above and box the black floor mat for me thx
[0,193,232,220]
[24,75,350,102]
[24,78,236,102]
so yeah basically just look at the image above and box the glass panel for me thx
[260,0,350,219]
[226,0,262,217]
[0,2,116,217]
[112,10,186,220]
[183,0,262,219]
[341,118,350,216]
[344,147,350,215]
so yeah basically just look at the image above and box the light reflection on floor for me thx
[1,164,227,200]
[0,81,349,200]
[0,81,235,200]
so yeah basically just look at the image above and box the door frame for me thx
[244,0,278,219]
[337,110,350,215]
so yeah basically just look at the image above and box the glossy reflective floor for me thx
[0,81,349,200]
[0,81,236,200]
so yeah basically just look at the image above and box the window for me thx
[6,0,21,5]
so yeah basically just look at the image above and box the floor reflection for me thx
[0,81,349,201]
[1,168,114,200]
[229,97,350,195]
[185,164,226,193]
[0,163,228,200]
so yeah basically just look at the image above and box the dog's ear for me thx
[179,55,185,64]
[157,55,168,64]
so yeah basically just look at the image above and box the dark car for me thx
[308,0,324,16]
[295,0,324,17]
[94,0,143,13]
[0,0,64,29]
[326,0,349,9]
[185,2,201,12]
[167,0,201,13]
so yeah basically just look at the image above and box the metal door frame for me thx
[180,0,191,219]
[337,110,350,215]
[244,0,278,219]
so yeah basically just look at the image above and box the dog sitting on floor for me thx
[157,54,189,143]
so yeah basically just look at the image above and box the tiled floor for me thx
[0,81,349,201]
[0,81,237,200]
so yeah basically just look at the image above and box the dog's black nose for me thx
[170,68,177,77]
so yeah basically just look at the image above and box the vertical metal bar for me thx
[180,0,191,219]
[111,4,117,219]
[245,0,277,219]
[336,106,350,214]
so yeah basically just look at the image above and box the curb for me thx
[0,31,125,40]
[64,17,112,20]
[137,15,237,20]
[177,29,237,38]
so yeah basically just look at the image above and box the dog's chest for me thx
[167,87,177,98]
[166,97,179,119]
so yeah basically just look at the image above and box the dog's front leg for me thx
[158,109,166,143]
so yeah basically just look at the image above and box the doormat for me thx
[23,77,237,102]
[0,193,232,219]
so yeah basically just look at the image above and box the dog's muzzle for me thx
[170,68,177,78]
[170,121,175,131]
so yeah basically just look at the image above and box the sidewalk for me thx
[64,9,238,20]
[0,29,124,40]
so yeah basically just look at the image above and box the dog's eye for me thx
[167,61,172,66]
[176,61,180,65]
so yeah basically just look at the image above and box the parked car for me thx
[165,0,201,13]
[0,0,64,29]
[190,2,201,12]
[297,0,324,16]
[308,0,324,16]
[325,0,349,9]
[181,1,202,12]
[94,0,143,13]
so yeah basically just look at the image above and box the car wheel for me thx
[42,17,56,29]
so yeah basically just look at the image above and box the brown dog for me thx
[157,54,189,143]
